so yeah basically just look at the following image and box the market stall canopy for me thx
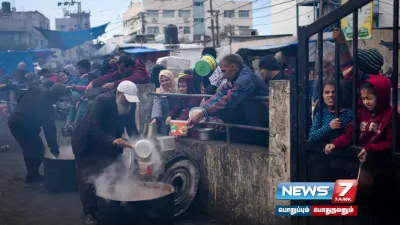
[236,38,335,63]
[122,47,171,68]
[121,47,170,54]
[35,23,109,50]
[27,49,56,59]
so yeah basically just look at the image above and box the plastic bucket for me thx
[195,55,217,76]
[170,120,188,136]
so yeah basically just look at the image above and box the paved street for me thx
[0,145,223,225]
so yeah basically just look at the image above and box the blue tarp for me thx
[0,52,35,76]
[122,48,170,54]
[35,23,109,50]
[27,49,56,59]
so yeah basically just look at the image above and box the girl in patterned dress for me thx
[308,80,352,142]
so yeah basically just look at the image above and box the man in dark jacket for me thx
[71,80,140,225]
[8,84,68,183]
[193,47,218,94]
[88,55,149,90]
[259,55,289,83]
[189,54,269,146]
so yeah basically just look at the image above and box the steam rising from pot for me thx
[92,138,164,201]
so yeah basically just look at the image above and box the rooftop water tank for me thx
[2,2,11,14]
[163,25,179,45]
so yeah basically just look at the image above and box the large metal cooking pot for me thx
[97,182,175,225]
[43,147,78,192]
[197,128,215,141]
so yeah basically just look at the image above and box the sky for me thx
[14,0,269,41]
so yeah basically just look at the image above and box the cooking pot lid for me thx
[134,139,154,159]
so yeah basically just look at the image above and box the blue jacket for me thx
[308,108,353,142]
[66,75,90,86]
[202,65,268,117]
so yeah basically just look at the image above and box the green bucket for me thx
[195,55,217,77]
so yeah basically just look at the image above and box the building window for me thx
[224,26,234,33]
[147,10,158,17]
[238,26,250,29]
[183,27,190,34]
[193,35,201,41]
[194,18,204,23]
[163,10,174,18]
[147,27,159,34]
[194,2,203,6]
[239,10,249,18]
[179,10,190,17]
[224,10,235,18]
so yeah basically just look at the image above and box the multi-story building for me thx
[0,2,50,50]
[55,11,92,61]
[372,0,400,28]
[55,12,91,31]
[122,0,254,43]
[266,0,315,36]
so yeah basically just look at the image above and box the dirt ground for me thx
[0,145,222,225]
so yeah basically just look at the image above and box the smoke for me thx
[92,138,165,202]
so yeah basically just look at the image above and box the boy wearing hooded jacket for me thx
[325,75,400,225]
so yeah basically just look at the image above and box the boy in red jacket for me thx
[324,76,397,163]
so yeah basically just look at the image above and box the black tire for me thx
[159,157,200,217]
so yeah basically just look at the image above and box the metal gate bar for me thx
[392,0,399,153]
[334,27,341,118]
[318,31,323,126]
[352,11,359,146]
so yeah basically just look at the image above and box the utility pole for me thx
[229,25,233,53]
[215,11,220,48]
[209,0,216,48]
[203,32,206,47]
[141,12,146,35]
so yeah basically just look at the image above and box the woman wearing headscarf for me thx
[150,70,178,134]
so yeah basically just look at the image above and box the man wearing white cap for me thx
[71,80,140,225]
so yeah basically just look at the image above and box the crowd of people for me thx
[0,45,283,224]
[306,28,398,164]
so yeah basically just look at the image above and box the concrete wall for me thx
[347,29,400,74]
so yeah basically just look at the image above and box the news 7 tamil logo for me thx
[276,180,358,203]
